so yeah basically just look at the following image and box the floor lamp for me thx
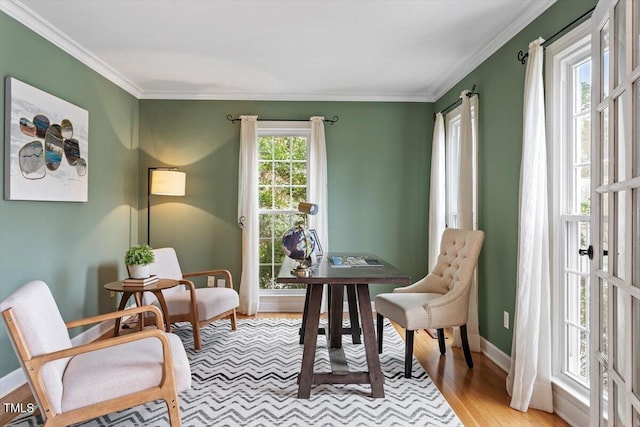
[147,167,186,246]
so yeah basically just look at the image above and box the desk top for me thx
[104,278,179,292]
[276,253,411,285]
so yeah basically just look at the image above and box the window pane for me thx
[602,192,610,272]
[291,163,306,186]
[259,214,272,238]
[615,0,627,86]
[259,240,272,264]
[566,220,590,273]
[615,95,627,181]
[259,186,273,209]
[274,162,291,185]
[633,297,640,400]
[602,21,610,98]
[259,265,275,289]
[259,137,273,160]
[273,137,291,160]
[575,115,591,164]
[601,280,609,355]
[259,162,272,185]
[613,286,626,375]
[273,187,291,209]
[566,324,589,383]
[291,137,307,160]
[635,83,640,177]
[574,166,591,214]
[575,60,591,113]
[615,191,626,280]
[634,188,639,288]
[291,187,306,206]
[566,272,588,328]
[602,106,610,185]
[601,363,609,424]
[613,381,629,426]
[635,0,640,68]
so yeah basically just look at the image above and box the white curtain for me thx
[308,117,329,253]
[506,38,553,413]
[428,113,446,271]
[237,115,260,315]
[452,90,481,352]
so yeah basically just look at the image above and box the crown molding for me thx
[140,90,435,102]
[0,0,143,98]
[431,0,556,100]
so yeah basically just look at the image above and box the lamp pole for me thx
[147,167,155,246]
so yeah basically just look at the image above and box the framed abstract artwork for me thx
[4,77,89,202]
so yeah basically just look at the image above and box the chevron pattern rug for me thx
[10,318,461,426]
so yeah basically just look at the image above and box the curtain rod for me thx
[226,115,339,125]
[517,6,596,64]
[433,84,478,120]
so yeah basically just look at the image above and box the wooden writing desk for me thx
[277,254,411,399]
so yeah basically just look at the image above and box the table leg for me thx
[113,292,132,336]
[299,284,312,344]
[346,285,361,344]
[329,284,344,349]
[152,290,172,333]
[298,284,323,399]
[355,283,385,398]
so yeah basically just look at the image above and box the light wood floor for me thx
[245,312,569,427]
[1,312,570,426]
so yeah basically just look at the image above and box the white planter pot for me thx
[128,264,150,279]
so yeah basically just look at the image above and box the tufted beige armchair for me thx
[375,228,485,378]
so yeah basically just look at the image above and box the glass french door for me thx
[590,0,640,425]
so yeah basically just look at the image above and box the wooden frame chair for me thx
[0,280,191,426]
[139,247,239,350]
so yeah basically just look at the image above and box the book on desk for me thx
[122,275,159,286]
[329,256,383,268]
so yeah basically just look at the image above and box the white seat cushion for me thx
[375,292,444,330]
[159,287,239,321]
[61,333,191,412]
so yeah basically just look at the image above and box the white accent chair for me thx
[375,228,485,378]
[0,280,191,426]
[140,247,239,350]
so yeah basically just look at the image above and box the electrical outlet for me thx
[217,278,226,288]
[207,276,216,287]
[503,311,510,329]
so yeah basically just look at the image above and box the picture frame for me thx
[309,228,323,256]
[4,77,89,202]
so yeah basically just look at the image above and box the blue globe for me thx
[282,225,316,261]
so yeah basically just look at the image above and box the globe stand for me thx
[291,257,313,277]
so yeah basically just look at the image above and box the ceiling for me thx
[2,0,555,101]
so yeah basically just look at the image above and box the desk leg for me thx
[298,284,323,399]
[328,284,344,349]
[346,285,361,344]
[356,283,385,398]
[113,292,133,336]
[152,290,172,333]
[299,284,312,344]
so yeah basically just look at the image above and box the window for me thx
[257,124,311,292]
[444,98,478,229]
[547,22,592,396]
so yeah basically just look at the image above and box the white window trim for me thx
[256,121,311,310]
[545,19,592,422]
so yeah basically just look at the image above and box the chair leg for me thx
[230,308,237,331]
[165,395,182,427]
[437,328,446,355]
[405,329,414,378]
[376,313,383,354]
[460,324,474,368]
[192,320,202,351]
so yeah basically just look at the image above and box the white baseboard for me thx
[0,319,115,399]
[480,336,511,373]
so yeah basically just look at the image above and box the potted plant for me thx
[124,245,155,279]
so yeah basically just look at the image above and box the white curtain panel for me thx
[452,91,481,352]
[237,115,260,315]
[428,113,446,271]
[506,38,553,413]
[308,117,329,253]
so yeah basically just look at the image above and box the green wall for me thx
[139,100,434,296]
[434,0,598,354]
[0,13,139,377]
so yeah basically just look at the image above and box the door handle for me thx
[578,245,608,260]
[579,245,593,260]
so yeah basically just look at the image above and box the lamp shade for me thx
[150,170,186,196]
[297,202,318,215]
